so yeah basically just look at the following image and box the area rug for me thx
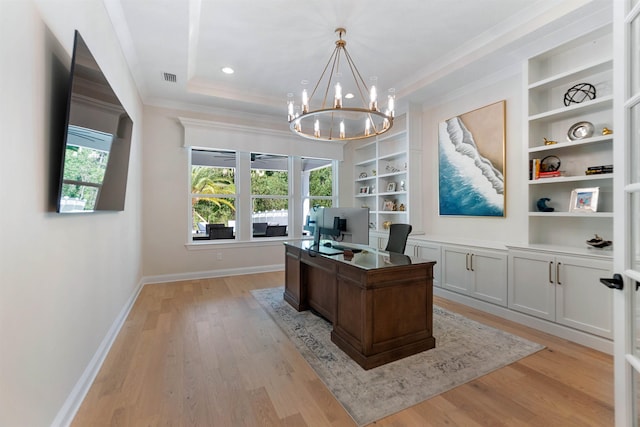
[251,287,544,426]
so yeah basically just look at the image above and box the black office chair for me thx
[385,223,412,254]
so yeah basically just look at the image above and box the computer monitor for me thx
[321,207,370,246]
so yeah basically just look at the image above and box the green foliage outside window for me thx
[191,166,236,226]
[308,165,332,208]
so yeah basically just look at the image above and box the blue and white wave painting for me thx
[439,117,504,216]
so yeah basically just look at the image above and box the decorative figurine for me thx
[586,234,612,248]
[536,198,554,212]
[543,137,557,145]
[398,203,406,211]
[602,127,613,135]
[563,82,596,106]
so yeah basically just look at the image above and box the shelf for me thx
[355,158,376,167]
[379,150,407,162]
[528,95,613,122]
[529,174,613,185]
[528,211,613,218]
[528,134,613,153]
[528,58,612,90]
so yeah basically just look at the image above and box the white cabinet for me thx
[407,240,441,288]
[441,245,507,306]
[525,25,614,249]
[508,249,612,338]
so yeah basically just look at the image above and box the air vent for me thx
[163,72,177,83]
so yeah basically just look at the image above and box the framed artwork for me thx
[386,182,396,192]
[359,186,370,194]
[569,187,599,213]
[438,100,506,216]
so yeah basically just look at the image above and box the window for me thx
[189,148,336,242]
[251,153,289,237]
[191,150,237,240]
[302,157,333,234]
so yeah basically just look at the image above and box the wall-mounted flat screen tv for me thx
[56,30,133,213]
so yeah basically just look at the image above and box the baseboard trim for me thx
[51,279,144,427]
[434,287,613,355]
[141,264,284,285]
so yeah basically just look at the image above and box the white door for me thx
[612,1,640,425]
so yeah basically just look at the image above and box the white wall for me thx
[141,105,344,279]
[0,1,143,426]
[420,73,528,247]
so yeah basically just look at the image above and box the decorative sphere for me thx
[564,83,596,106]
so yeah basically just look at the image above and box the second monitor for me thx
[316,207,370,246]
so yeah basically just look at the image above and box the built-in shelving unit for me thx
[350,108,423,234]
[525,25,613,251]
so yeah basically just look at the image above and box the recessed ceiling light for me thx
[345,93,354,99]
[221,67,234,74]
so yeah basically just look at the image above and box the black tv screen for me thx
[56,30,133,213]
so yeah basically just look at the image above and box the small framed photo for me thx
[569,187,599,213]
[382,199,396,211]
[359,186,370,194]
[386,182,396,192]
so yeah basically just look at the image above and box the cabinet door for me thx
[469,250,507,306]
[555,255,612,338]
[441,246,471,294]
[508,250,555,321]
[415,243,441,288]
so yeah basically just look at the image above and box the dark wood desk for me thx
[283,241,436,370]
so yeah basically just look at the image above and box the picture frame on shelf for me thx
[382,199,396,211]
[569,187,599,213]
[359,186,370,194]
[386,182,396,192]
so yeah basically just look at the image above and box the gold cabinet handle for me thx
[556,262,562,285]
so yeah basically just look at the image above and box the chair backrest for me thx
[206,223,225,237]
[252,222,268,236]
[385,223,412,254]
[265,225,287,237]
[209,226,234,239]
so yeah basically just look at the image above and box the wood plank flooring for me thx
[71,272,614,426]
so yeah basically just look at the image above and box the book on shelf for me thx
[538,170,562,178]
[529,158,541,180]
[585,164,613,175]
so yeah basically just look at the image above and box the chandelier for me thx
[287,28,394,141]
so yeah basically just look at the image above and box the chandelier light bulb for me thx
[302,89,309,114]
[314,119,320,138]
[387,95,395,117]
[369,86,378,111]
[365,118,371,136]
[340,121,345,139]
[287,101,294,121]
[334,83,343,108]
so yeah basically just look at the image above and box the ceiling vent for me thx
[163,72,177,83]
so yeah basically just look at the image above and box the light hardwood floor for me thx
[72,272,614,426]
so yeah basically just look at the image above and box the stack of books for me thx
[529,159,562,179]
[585,165,613,175]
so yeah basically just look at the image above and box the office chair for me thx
[385,223,412,254]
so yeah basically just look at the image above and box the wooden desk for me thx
[283,241,436,370]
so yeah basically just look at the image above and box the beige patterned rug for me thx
[251,286,544,426]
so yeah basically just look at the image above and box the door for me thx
[469,249,507,306]
[555,255,613,338]
[441,246,471,294]
[507,250,555,321]
[613,1,640,425]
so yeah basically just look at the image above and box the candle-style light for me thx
[369,86,378,111]
[365,117,371,136]
[302,89,309,114]
[314,119,320,138]
[334,83,342,108]
[340,121,345,139]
